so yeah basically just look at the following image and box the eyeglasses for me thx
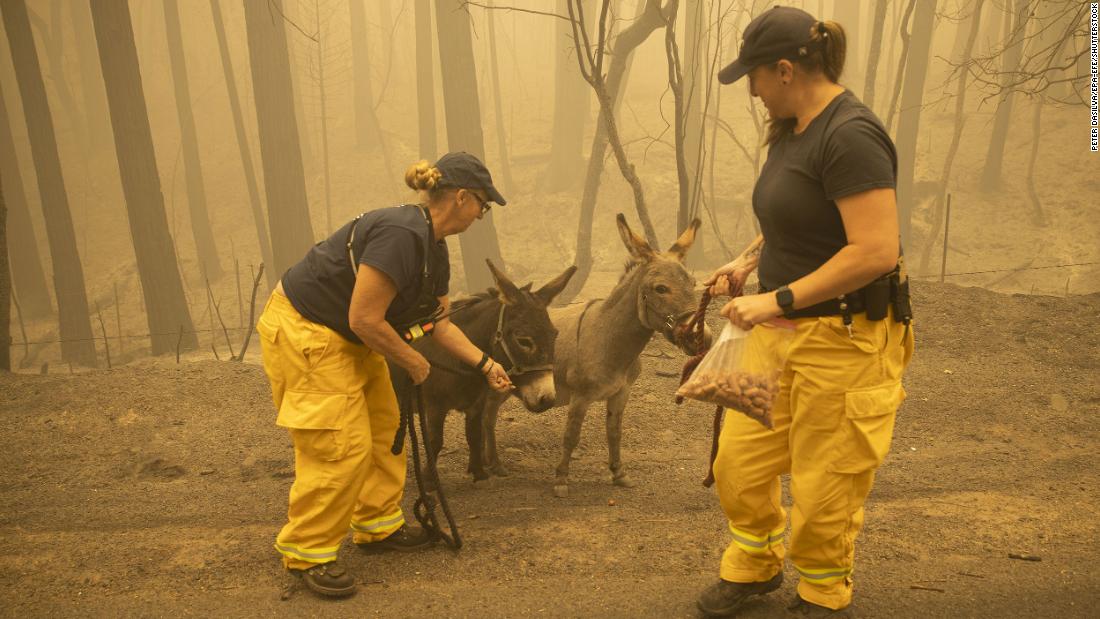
[468,192,492,215]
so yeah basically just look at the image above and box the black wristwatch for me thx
[775,285,795,315]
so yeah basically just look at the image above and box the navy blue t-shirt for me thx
[282,204,450,344]
[753,90,898,289]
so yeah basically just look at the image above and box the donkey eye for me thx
[655,284,670,294]
[515,336,536,351]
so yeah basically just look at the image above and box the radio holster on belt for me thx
[764,257,913,327]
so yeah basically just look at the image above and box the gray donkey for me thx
[408,261,577,482]
[479,214,706,497]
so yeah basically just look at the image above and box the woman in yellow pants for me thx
[257,153,513,598]
[698,7,915,617]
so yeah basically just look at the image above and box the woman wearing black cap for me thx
[255,152,514,598]
[699,6,914,617]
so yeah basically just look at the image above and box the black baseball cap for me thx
[717,6,818,85]
[434,152,507,206]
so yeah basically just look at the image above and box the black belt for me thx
[758,281,875,319]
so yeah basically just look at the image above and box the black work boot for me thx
[787,595,854,617]
[290,561,356,598]
[355,524,433,553]
[696,572,783,617]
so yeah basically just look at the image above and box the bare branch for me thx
[460,1,570,22]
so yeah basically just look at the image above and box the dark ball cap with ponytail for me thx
[718,6,836,84]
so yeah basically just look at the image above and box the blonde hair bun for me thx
[404,160,442,191]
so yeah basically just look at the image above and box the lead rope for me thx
[392,381,462,550]
[674,275,743,488]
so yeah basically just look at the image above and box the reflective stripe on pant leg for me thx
[273,541,341,564]
[728,524,787,555]
[714,325,794,583]
[350,509,405,537]
[351,352,409,544]
[787,312,912,610]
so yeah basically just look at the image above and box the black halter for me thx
[489,302,554,377]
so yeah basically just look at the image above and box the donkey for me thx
[406,261,577,483]
[479,214,707,497]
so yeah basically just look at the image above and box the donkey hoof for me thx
[553,484,570,498]
[471,471,490,482]
[612,474,636,488]
[489,464,510,477]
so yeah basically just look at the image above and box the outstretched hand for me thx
[704,238,763,297]
[483,360,514,394]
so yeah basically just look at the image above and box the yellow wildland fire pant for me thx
[713,310,914,610]
[257,290,407,570]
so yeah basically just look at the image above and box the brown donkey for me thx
[480,214,706,497]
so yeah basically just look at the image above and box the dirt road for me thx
[2,281,1098,618]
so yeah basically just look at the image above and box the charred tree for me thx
[560,0,661,303]
[350,0,383,149]
[0,82,51,317]
[70,1,111,153]
[90,0,198,356]
[164,0,222,280]
[678,0,707,265]
[545,0,591,191]
[434,0,504,293]
[210,0,274,283]
[244,0,317,280]
[312,0,333,234]
[2,0,97,366]
[26,2,84,153]
[918,0,985,275]
[414,0,437,159]
[862,0,888,111]
[884,0,916,133]
[979,0,1030,192]
[485,0,515,194]
[1,169,10,371]
[284,0,315,171]
[893,0,937,249]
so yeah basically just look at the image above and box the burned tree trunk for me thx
[545,0,591,191]
[979,0,1029,192]
[90,0,198,356]
[485,0,515,194]
[434,0,505,293]
[560,0,660,303]
[244,0,317,280]
[284,0,315,172]
[680,0,708,265]
[893,0,937,249]
[884,0,916,133]
[862,0,888,111]
[210,0,274,283]
[1,169,10,371]
[0,82,51,317]
[414,0,437,160]
[164,0,222,280]
[71,1,111,153]
[918,0,985,276]
[350,0,382,149]
[2,0,97,366]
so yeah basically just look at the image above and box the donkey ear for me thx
[616,213,656,261]
[667,218,701,262]
[534,265,578,306]
[485,259,523,306]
